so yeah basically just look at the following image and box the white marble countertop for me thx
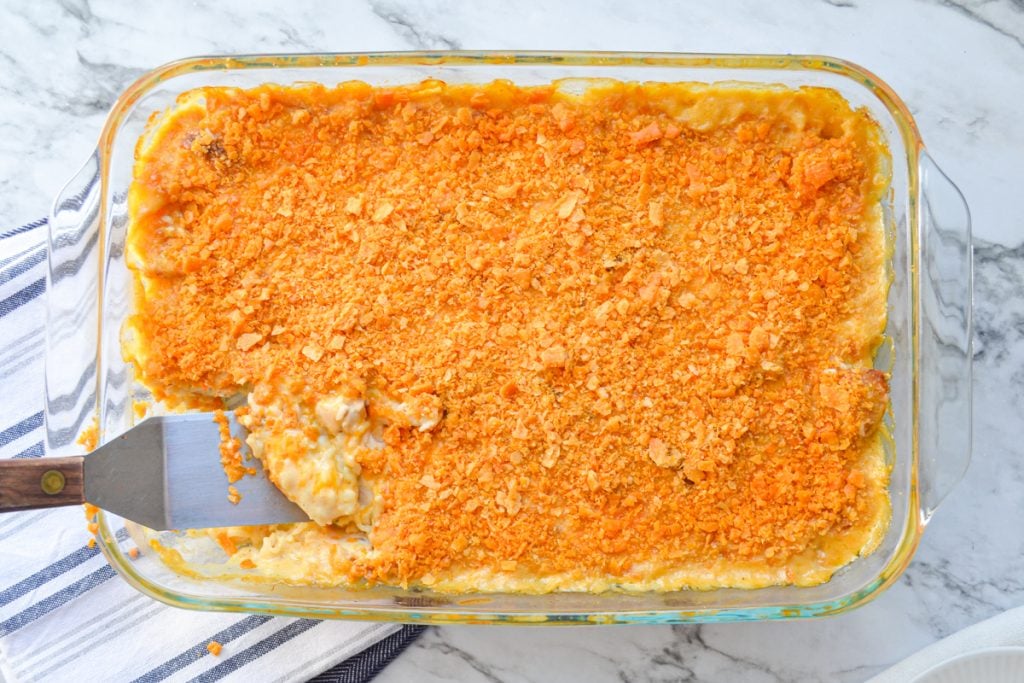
[1,1,1021,680]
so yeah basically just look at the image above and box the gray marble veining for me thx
[1,1,1021,680]
[926,0,1024,50]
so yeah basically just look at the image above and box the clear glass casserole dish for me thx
[44,51,972,625]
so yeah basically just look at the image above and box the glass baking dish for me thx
[44,51,973,625]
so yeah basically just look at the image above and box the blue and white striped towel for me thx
[0,219,423,682]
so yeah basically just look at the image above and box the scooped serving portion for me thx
[124,78,891,593]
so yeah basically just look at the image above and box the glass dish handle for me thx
[918,152,973,520]
[45,152,102,456]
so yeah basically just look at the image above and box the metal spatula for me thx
[0,413,308,530]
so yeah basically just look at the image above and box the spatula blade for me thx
[83,413,308,530]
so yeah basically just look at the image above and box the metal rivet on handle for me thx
[40,470,66,495]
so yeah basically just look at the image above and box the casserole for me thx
[44,52,972,624]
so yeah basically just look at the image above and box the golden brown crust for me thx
[126,79,890,590]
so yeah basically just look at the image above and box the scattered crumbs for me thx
[132,400,150,420]
[129,547,140,559]
[648,200,664,227]
[539,344,567,368]
[371,202,394,223]
[301,344,324,362]
[227,485,241,505]
[418,474,441,490]
[236,332,262,351]
[213,410,248,484]
[629,121,663,146]
[206,641,223,656]
[499,380,518,399]
[87,538,96,549]
[83,503,100,522]
[77,418,99,452]
[344,195,363,215]
[214,531,238,555]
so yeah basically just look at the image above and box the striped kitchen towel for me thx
[0,219,423,682]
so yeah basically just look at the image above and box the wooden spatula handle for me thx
[0,457,85,512]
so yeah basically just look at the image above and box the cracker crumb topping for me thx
[127,79,890,591]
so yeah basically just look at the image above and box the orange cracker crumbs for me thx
[83,503,100,522]
[132,400,150,420]
[212,410,252,484]
[77,419,99,452]
[87,538,96,549]
[126,79,891,592]
[129,547,140,559]
[207,641,223,656]
[227,485,241,505]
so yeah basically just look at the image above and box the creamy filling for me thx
[238,383,441,531]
